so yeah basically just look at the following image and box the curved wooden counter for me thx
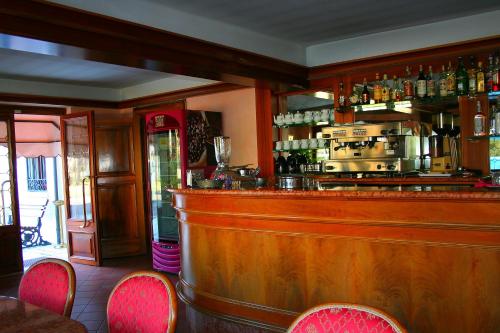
[172,188,500,332]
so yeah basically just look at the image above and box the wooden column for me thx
[255,88,275,177]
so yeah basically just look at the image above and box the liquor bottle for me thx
[446,61,456,96]
[494,55,500,92]
[473,101,486,136]
[427,65,436,98]
[391,75,403,101]
[468,56,476,96]
[439,65,448,97]
[381,74,390,102]
[455,57,468,96]
[486,54,494,92]
[337,81,346,111]
[477,61,485,93]
[361,78,370,104]
[349,86,360,106]
[373,73,382,103]
[403,66,414,100]
[416,65,427,99]
[490,105,497,135]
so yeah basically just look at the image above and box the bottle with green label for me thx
[455,57,468,96]
[439,65,448,97]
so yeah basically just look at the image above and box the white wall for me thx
[186,88,258,167]
[307,10,500,67]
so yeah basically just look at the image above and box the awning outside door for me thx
[14,115,61,157]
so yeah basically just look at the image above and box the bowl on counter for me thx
[196,179,223,189]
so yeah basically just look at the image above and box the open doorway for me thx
[14,114,67,268]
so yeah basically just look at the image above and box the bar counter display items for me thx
[212,136,232,181]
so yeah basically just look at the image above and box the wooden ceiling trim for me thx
[0,1,308,88]
[309,35,500,82]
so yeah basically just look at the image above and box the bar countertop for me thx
[174,184,500,200]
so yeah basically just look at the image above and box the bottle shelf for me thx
[273,121,331,128]
[273,147,329,153]
[467,135,500,141]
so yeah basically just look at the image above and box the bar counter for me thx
[172,186,500,332]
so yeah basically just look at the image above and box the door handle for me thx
[80,176,89,228]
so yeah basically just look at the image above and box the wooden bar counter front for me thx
[172,188,500,333]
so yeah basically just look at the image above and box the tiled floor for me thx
[0,255,187,333]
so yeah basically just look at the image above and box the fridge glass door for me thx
[148,130,181,241]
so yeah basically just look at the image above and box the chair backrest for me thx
[107,271,177,333]
[18,258,76,317]
[287,303,407,333]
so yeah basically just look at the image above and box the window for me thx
[26,156,47,192]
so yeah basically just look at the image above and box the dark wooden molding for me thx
[121,83,243,109]
[0,102,67,115]
[0,93,117,109]
[0,0,308,88]
[309,35,500,83]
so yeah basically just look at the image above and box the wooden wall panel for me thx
[0,226,23,275]
[94,120,146,259]
[97,180,143,258]
[68,232,95,260]
[173,189,500,333]
[95,125,133,174]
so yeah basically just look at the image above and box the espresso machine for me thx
[321,122,423,175]
[430,113,460,173]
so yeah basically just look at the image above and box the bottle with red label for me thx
[403,66,414,100]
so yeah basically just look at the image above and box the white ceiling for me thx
[149,0,500,45]
[0,48,174,88]
[1,0,499,101]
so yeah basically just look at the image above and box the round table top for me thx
[0,296,88,333]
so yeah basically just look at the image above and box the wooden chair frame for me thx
[19,258,76,317]
[287,302,407,333]
[107,270,178,333]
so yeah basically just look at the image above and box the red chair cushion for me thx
[290,306,400,333]
[108,275,171,333]
[19,262,69,315]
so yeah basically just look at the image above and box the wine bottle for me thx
[477,61,485,93]
[473,101,486,136]
[391,75,402,101]
[455,57,468,96]
[468,56,476,97]
[427,65,436,98]
[486,54,494,92]
[349,86,360,106]
[439,65,448,97]
[403,66,414,100]
[373,73,382,103]
[362,78,370,104]
[338,81,346,109]
[494,55,500,92]
[381,74,390,102]
[416,65,427,99]
[446,61,456,96]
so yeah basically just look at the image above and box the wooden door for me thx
[0,114,23,275]
[95,121,146,258]
[61,112,101,266]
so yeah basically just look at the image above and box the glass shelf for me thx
[467,135,500,141]
[352,96,460,114]
[273,121,330,128]
[273,147,329,153]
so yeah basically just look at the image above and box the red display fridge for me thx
[144,109,221,273]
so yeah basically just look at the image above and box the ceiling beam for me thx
[0,0,308,90]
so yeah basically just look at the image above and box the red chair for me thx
[107,271,177,333]
[18,258,76,317]
[287,303,407,333]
